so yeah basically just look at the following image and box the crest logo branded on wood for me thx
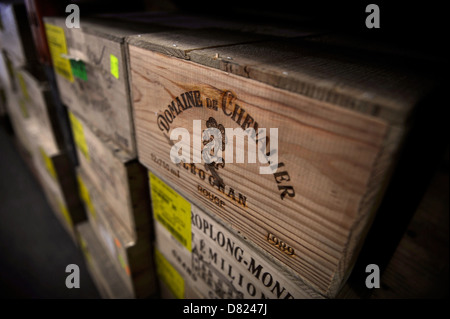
[128,26,438,297]
[129,45,389,297]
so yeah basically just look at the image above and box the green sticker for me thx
[110,54,119,79]
[70,59,87,81]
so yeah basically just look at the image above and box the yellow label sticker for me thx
[17,73,29,100]
[58,200,73,228]
[79,237,92,265]
[77,174,96,219]
[155,248,184,299]
[110,54,119,79]
[149,172,191,251]
[68,111,89,160]
[45,23,73,82]
[19,99,28,118]
[39,147,57,180]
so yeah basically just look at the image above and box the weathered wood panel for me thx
[68,111,151,240]
[128,33,437,296]
[78,168,156,298]
[0,2,37,67]
[77,221,134,299]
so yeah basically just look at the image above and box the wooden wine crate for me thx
[33,149,84,242]
[76,221,134,299]
[3,89,34,154]
[128,33,439,297]
[28,116,85,235]
[68,110,151,239]
[0,1,37,67]
[155,247,205,299]
[3,87,85,239]
[42,15,279,155]
[42,17,175,156]
[77,168,156,299]
[150,172,322,299]
[14,67,61,150]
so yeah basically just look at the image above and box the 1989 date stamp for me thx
[266,233,295,256]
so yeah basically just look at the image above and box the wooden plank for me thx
[337,156,449,299]
[4,88,83,244]
[26,114,86,239]
[0,88,5,116]
[4,87,86,238]
[76,221,134,299]
[372,162,449,298]
[24,0,66,66]
[128,34,438,297]
[77,168,157,299]
[151,172,322,299]
[156,249,207,299]
[68,110,151,240]
[3,89,34,154]
[0,1,37,67]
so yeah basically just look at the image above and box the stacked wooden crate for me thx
[126,27,440,298]
[2,5,442,299]
[0,0,85,241]
[40,13,295,299]
[24,0,79,166]
[42,16,163,298]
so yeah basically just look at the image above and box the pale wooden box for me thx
[77,168,156,299]
[68,111,151,240]
[128,30,438,297]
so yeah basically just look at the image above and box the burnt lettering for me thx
[193,90,203,107]
[158,89,296,202]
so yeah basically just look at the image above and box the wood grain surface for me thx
[128,45,408,296]
[77,221,134,299]
[69,112,150,240]
[79,168,156,298]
